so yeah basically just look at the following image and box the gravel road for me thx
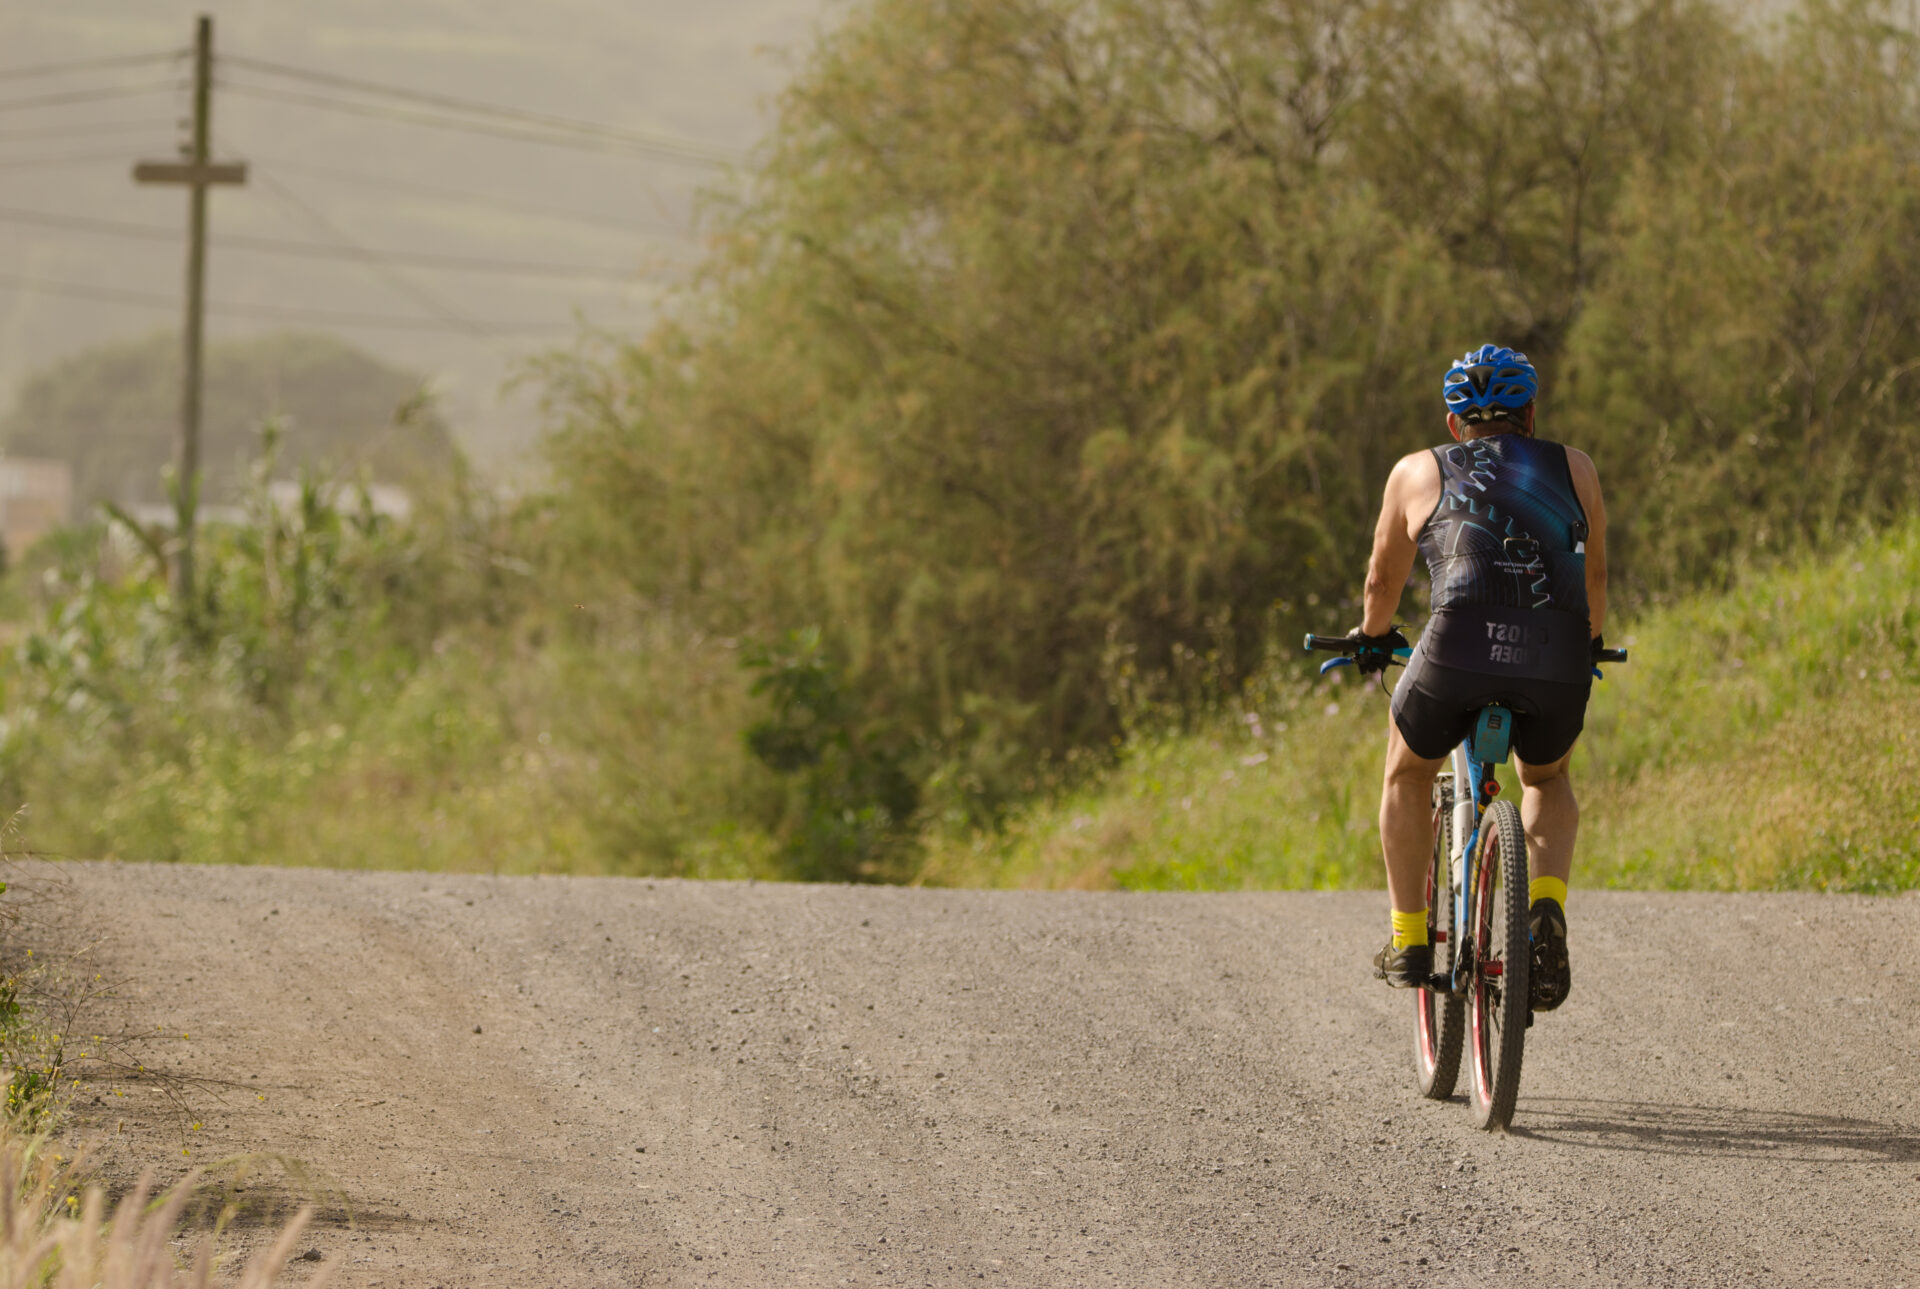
[33,864,1920,1287]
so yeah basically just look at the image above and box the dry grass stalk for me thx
[0,1143,332,1289]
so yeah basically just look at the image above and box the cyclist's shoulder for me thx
[1554,441,1601,485]
[1387,445,1443,483]
[1385,447,1443,506]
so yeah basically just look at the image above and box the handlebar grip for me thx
[1595,648,1628,664]
[1303,633,1355,654]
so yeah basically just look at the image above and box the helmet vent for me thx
[1443,344,1537,417]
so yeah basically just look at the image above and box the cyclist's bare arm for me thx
[1361,452,1442,635]
[1566,447,1607,641]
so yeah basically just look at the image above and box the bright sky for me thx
[0,0,839,466]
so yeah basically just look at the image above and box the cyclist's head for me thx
[1442,344,1536,440]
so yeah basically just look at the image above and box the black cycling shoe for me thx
[1373,939,1431,988]
[1529,898,1571,1011]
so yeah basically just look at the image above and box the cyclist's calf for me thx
[1380,720,1450,913]
[1514,751,1578,885]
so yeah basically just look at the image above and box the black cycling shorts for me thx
[1390,646,1592,765]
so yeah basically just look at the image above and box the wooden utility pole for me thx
[133,14,246,609]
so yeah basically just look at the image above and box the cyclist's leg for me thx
[1515,746,1578,1010]
[1383,650,1476,910]
[1514,749,1577,887]
[1380,650,1480,982]
[1380,716,1449,912]
[1509,675,1590,887]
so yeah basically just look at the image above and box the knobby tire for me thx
[1468,797,1529,1131]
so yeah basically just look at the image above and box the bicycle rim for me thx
[1415,776,1463,1099]
[1468,798,1529,1130]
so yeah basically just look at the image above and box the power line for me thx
[250,156,692,240]
[0,205,183,244]
[250,166,499,340]
[0,271,176,309]
[0,79,186,115]
[222,52,741,168]
[0,51,183,83]
[220,80,739,168]
[0,270,577,334]
[240,234,685,281]
[0,203,684,281]
[0,148,162,172]
[0,119,175,143]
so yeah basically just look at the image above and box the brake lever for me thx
[1321,645,1411,679]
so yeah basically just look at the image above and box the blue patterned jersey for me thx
[1417,433,1590,619]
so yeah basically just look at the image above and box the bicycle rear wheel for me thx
[1468,797,1529,1131]
[1415,772,1464,1099]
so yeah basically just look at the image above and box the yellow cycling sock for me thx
[1390,907,1429,951]
[1529,875,1568,910]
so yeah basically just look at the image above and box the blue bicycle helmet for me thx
[1442,344,1537,422]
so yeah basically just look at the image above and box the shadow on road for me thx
[1513,1098,1920,1162]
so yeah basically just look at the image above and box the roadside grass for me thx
[0,1137,330,1288]
[0,875,327,1285]
[0,524,786,879]
[917,521,1920,893]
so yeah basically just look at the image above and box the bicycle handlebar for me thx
[1303,633,1359,653]
[1305,632,1629,667]
[1303,633,1413,675]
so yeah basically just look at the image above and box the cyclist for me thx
[1345,345,1609,1012]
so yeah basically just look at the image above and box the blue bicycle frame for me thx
[1440,708,1511,992]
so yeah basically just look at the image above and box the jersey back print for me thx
[1414,433,1591,683]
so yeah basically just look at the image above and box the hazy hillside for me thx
[0,0,839,468]
[2,330,456,509]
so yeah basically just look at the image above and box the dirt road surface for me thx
[32,863,1920,1287]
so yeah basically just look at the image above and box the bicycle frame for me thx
[1442,725,1504,994]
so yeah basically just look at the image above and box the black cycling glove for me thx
[1346,626,1410,676]
[1589,633,1606,664]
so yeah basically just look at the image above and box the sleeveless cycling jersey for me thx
[1414,433,1591,683]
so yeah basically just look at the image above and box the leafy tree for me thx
[1563,0,1920,596]
[538,0,1920,869]
[544,0,1477,838]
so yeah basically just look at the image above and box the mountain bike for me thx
[1303,631,1626,1130]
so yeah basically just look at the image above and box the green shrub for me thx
[0,430,780,877]
[920,521,1920,892]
